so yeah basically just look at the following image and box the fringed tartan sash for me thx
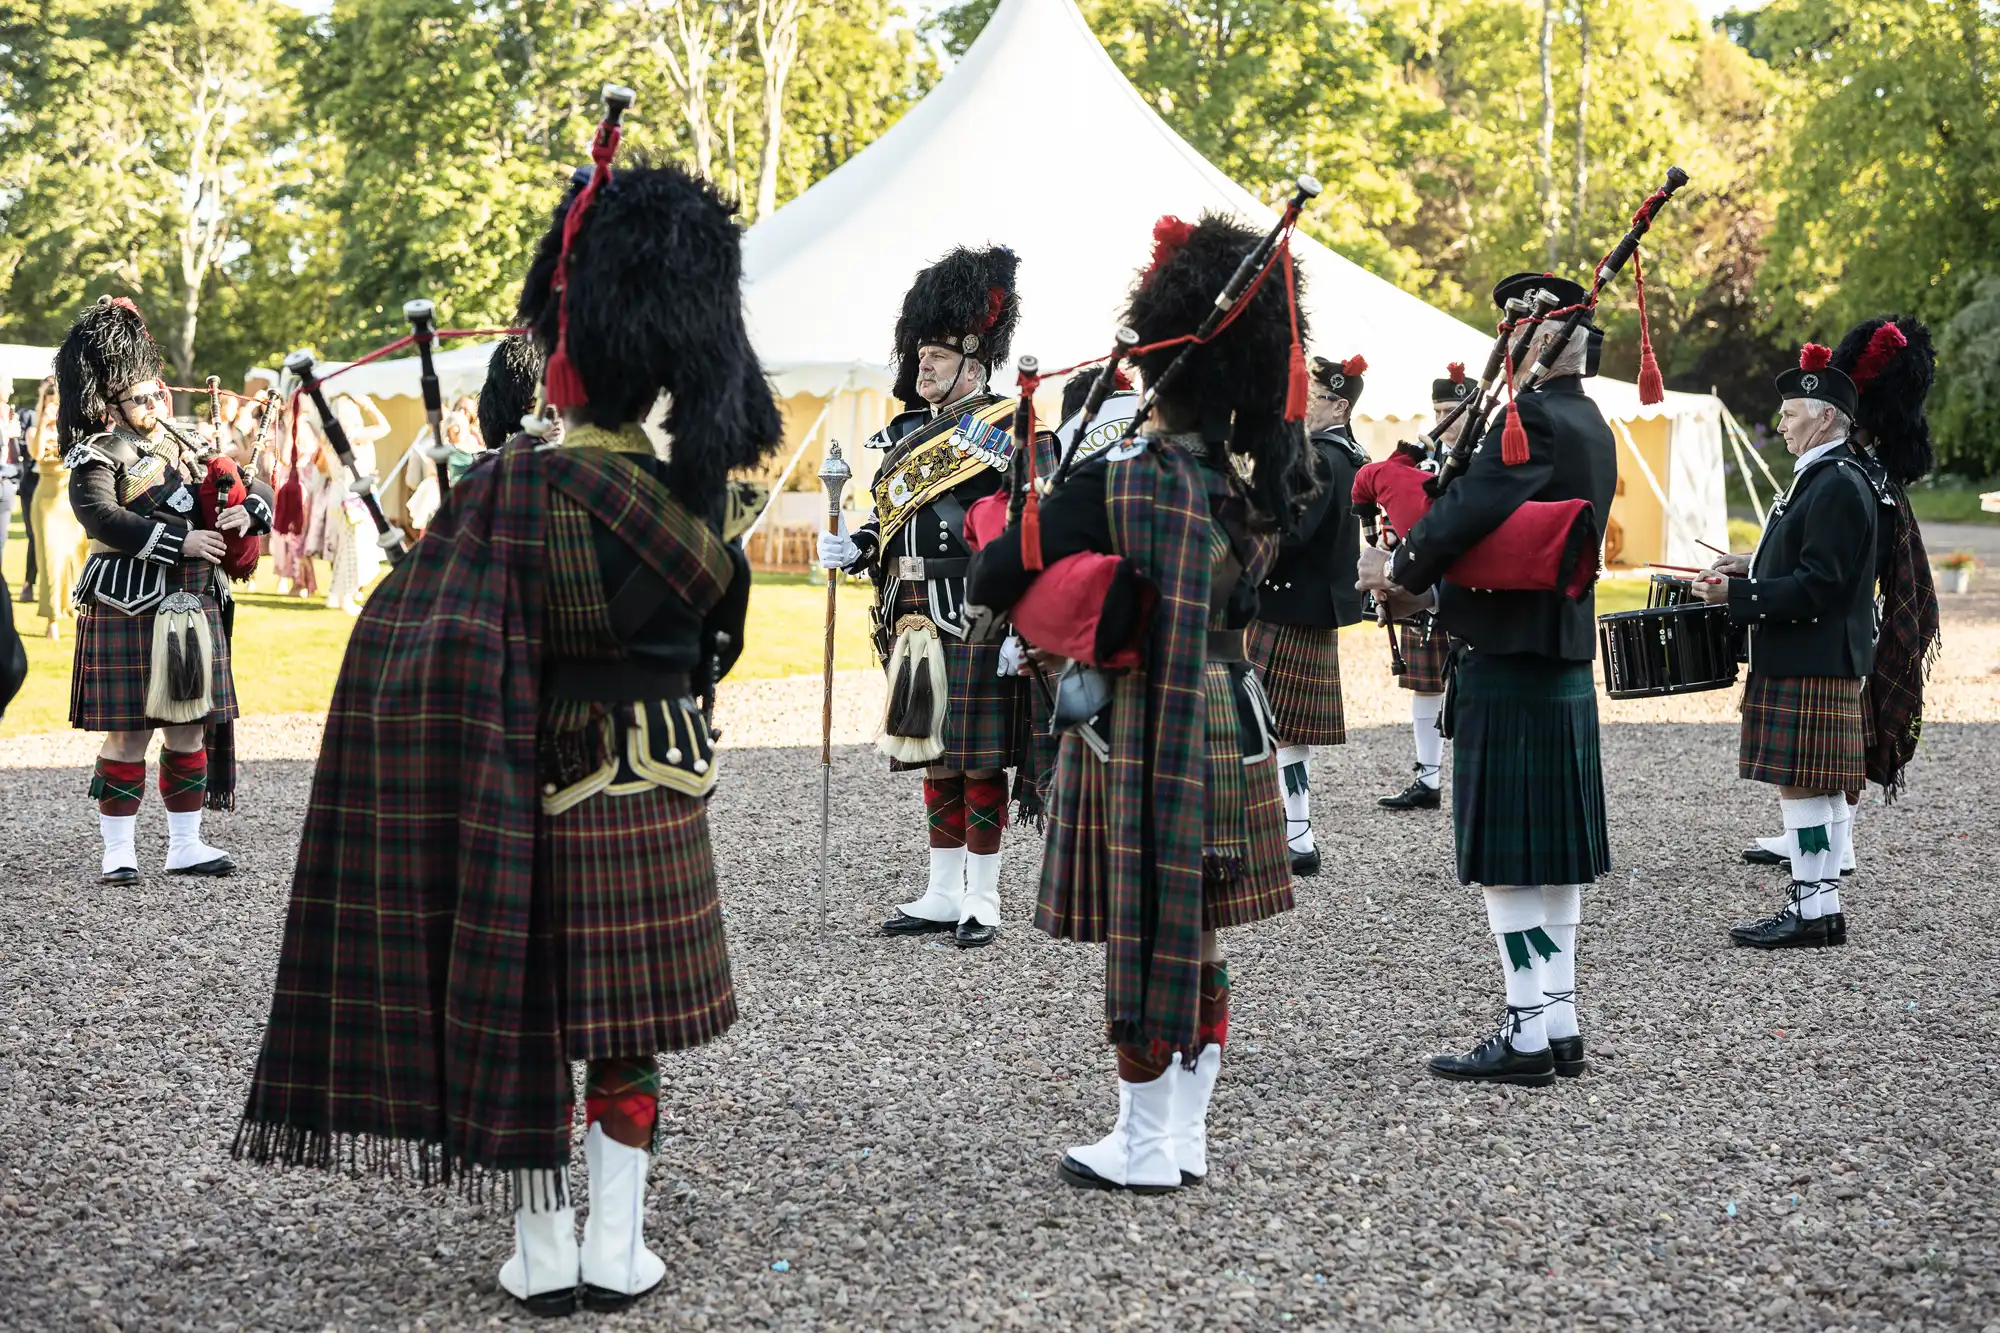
[1102,443,1211,1058]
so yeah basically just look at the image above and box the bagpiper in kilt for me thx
[1364,271,1617,1089]
[236,135,786,1316]
[819,245,1032,949]
[1737,315,1940,898]
[968,211,1309,1194]
[1377,364,1480,811]
[56,295,275,884]
[1695,343,1879,951]
[1247,351,1368,876]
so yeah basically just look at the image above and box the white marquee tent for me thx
[307,0,1727,568]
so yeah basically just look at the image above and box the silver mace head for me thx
[818,437,852,502]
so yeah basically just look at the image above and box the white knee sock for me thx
[1538,884,1581,1040]
[1482,886,1550,1053]
[1411,693,1444,789]
[1780,795,1836,893]
[1278,744,1313,853]
[1825,799,1854,914]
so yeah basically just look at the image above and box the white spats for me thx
[962,851,1002,927]
[1538,884,1582,1041]
[1277,744,1313,853]
[1482,885,1551,1054]
[498,1170,579,1305]
[1063,1069,1180,1191]
[1170,1044,1222,1182]
[162,809,230,873]
[580,1123,665,1300]
[1411,693,1444,789]
[99,813,137,876]
[899,847,966,923]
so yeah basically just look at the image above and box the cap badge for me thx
[1800,374,1819,392]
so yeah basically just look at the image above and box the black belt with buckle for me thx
[544,659,693,702]
[894,556,970,581]
[1207,628,1245,661]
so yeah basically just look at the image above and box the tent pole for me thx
[1613,417,1707,561]
[1718,402,1784,508]
[1720,408,1767,527]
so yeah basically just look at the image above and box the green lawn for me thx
[1,513,876,736]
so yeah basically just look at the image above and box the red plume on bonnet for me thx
[1448,362,1466,382]
[1850,322,1908,389]
[982,286,1005,332]
[1342,354,1368,377]
[1799,343,1833,371]
[1145,216,1195,281]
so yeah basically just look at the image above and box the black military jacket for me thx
[1389,376,1617,662]
[1256,427,1367,629]
[1726,441,1879,679]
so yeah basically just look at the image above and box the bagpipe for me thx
[284,350,411,565]
[1351,166,1691,613]
[965,178,1324,671]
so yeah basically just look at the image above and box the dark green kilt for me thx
[1450,652,1610,887]
[1247,619,1345,746]
[541,782,736,1061]
[1738,673,1865,792]
[1396,619,1450,694]
[70,562,238,732]
[886,582,1026,773]
[1038,662,1292,940]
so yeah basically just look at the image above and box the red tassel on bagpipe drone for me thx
[545,90,631,409]
[272,440,304,535]
[1282,240,1309,423]
[1500,374,1531,466]
[1633,249,1664,405]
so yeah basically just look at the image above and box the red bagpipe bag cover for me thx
[1350,453,1599,599]
[962,491,1152,668]
[198,456,263,582]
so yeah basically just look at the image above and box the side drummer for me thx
[1246,353,1369,875]
[1377,363,1475,811]
[1693,344,1878,949]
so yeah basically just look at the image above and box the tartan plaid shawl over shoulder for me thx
[1103,442,1212,1058]
[237,443,732,1194]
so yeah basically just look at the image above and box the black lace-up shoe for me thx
[1549,1035,1587,1077]
[1377,767,1442,811]
[882,910,955,937]
[1429,1015,1555,1087]
[1825,912,1847,947]
[1290,847,1322,877]
[1730,887,1831,949]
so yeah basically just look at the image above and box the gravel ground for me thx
[4,609,1998,1332]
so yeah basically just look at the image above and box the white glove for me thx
[817,516,859,571]
[996,633,1025,678]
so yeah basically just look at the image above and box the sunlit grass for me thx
[2,512,878,737]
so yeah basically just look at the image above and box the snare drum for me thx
[1598,601,1743,698]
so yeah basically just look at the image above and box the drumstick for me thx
[1647,562,1705,574]
[1697,539,1730,557]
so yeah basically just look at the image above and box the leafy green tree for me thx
[0,0,301,385]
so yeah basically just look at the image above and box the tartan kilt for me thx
[541,782,736,1061]
[885,581,1025,773]
[1451,652,1610,887]
[1038,662,1293,941]
[1738,673,1866,792]
[1246,620,1345,746]
[1396,620,1451,694]
[69,563,238,732]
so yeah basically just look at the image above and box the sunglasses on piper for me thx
[120,388,167,408]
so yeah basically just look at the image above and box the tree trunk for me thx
[1539,0,1559,270]
[755,0,804,222]
[1572,4,1590,261]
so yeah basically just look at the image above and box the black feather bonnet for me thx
[476,335,544,450]
[1124,213,1311,527]
[890,245,1020,409]
[1829,315,1935,487]
[518,159,783,507]
[54,296,162,448]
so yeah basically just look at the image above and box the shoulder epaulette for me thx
[64,433,121,470]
